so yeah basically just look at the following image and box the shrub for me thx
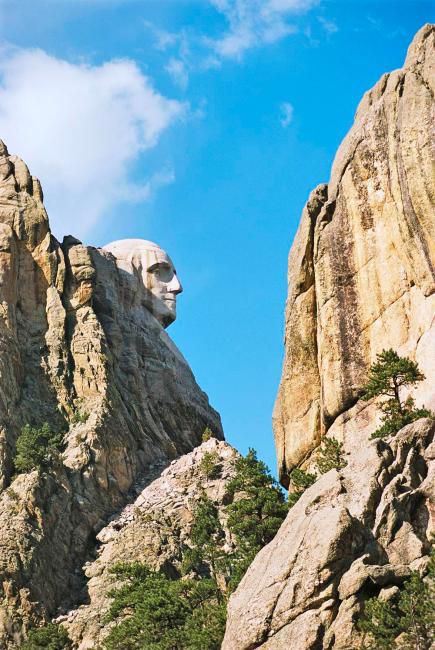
[359,545,435,649]
[316,437,347,474]
[103,564,225,650]
[225,448,289,589]
[201,427,214,442]
[199,451,221,480]
[14,423,65,474]
[287,468,316,507]
[70,410,89,424]
[20,622,72,650]
[362,349,432,439]
[181,493,226,585]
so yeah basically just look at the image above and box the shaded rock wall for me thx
[274,24,435,483]
[0,142,222,647]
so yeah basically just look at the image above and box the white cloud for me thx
[165,58,189,90]
[279,101,294,127]
[0,47,186,238]
[318,16,338,34]
[208,0,319,59]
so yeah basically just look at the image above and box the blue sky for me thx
[0,0,433,475]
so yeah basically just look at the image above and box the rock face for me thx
[223,417,435,649]
[273,24,435,484]
[62,438,238,649]
[0,142,222,647]
[224,24,435,650]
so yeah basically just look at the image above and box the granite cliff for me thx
[273,23,434,484]
[223,24,434,649]
[0,22,433,650]
[0,143,222,647]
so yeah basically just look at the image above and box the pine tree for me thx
[20,623,72,650]
[361,349,432,439]
[14,423,65,473]
[181,493,227,592]
[316,438,347,474]
[287,468,316,507]
[359,545,435,649]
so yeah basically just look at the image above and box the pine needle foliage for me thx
[225,449,289,588]
[14,423,65,473]
[199,451,221,480]
[20,623,72,650]
[181,493,227,588]
[359,545,435,650]
[316,437,347,474]
[201,427,214,442]
[102,564,225,650]
[361,349,432,439]
[287,468,316,507]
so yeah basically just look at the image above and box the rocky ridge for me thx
[223,24,435,650]
[223,418,434,649]
[61,438,239,649]
[0,141,222,647]
[273,23,435,483]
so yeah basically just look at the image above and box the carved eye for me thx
[151,263,174,283]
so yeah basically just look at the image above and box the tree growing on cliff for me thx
[287,468,316,507]
[359,544,435,650]
[103,563,226,650]
[20,622,72,650]
[225,448,289,588]
[14,423,65,473]
[181,493,226,590]
[316,437,347,474]
[361,349,431,439]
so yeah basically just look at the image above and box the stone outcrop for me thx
[0,142,222,647]
[223,417,435,649]
[273,23,435,484]
[224,24,435,650]
[62,438,238,649]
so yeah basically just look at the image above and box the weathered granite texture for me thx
[62,438,238,649]
[223,417,435,649]
[273,24,435,483]
[0,141,222,647]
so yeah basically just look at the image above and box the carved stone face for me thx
[103,239,183,328]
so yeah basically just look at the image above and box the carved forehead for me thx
[103,239,173,269]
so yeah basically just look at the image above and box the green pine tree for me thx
[181,493,227,592]
[199,451,221,480]
[225,448,289,589]
[359,597,399,650]
[316,437,347,474]
[359,545,435,650]
[103,564,225,650]
[15,423,65,473]
[20,623,72,650]
[361,349,432,439]
[287,468,316,507]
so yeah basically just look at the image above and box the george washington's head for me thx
[103,239,183,328]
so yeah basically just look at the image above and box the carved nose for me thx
[169,274,183,295]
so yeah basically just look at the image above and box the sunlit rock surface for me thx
[273,23,435,483]
[63,438,238,649]
[0,141,222,647]
[223,417,435,649]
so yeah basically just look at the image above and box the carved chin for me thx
[157,300,176,328]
